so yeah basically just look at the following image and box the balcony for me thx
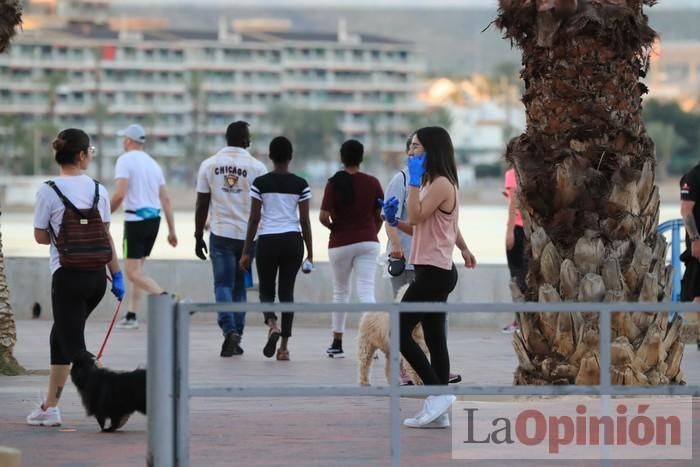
[281,79,419,93]
[201,81,281,93]
[0,102,46,114]
[0,57,95,70]
[205,102,268,113]
[100,59,184,72]
[281,57,421,74]
[186,57,282,73]
[98,81,186,94]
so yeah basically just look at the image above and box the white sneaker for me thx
[116,317,139,329]
[403,395,456,427]
[27,405,62,426]
[404,412,450,429]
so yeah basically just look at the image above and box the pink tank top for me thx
[410,182,459,271]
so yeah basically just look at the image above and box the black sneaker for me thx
[221,332,241,357]
[449,373,462,384]
[326,340,344,358]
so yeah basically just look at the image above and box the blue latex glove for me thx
[381,196,400,226]
[110,271,125,301]
[407,153,426,187]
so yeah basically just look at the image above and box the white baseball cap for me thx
[117,124,146,143]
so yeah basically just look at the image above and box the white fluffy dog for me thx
[357,284,428,386]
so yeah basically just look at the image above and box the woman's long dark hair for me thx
[415,126,458,188]
[329,139,364,205]
[329,170,354,204]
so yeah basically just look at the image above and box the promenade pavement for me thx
[1,318,698,467]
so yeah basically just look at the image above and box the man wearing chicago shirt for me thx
[680,165,700,351]
[194,121,267,356]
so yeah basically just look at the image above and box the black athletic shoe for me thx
[449,373,462,384]
[221,332,241,357]
[326,340,344,358]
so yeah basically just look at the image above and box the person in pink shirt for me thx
[382,127,476,428]
[502,166,526,333]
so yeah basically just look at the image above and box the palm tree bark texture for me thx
[496,0,685,385]
[0,0,24,375]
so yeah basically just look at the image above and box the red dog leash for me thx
[97,274,124,360]
[97,298,123,360]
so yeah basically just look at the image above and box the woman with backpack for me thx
[27,128,125,427]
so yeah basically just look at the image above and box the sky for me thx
[121,0,699,8]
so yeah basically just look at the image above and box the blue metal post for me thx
[671,221,682,303]
[657,219,684,312]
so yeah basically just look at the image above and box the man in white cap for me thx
[111,124,177,329]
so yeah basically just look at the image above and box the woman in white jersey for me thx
[240,136,313,360]
[383,126,476,428]
[27,129,124,427]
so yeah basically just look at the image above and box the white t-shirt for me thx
[114,150,165,222]
[196,146,267,240]
[34,175,111,274]
[384,169,414,271]
[250,172,311,236]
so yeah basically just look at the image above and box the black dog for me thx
[70,351,147,432]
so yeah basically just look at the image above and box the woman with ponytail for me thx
[27,129,124,426]
[319,139,384,358]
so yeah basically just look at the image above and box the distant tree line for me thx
[642,99,700,178]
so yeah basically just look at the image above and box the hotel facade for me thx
[0,2,424,174]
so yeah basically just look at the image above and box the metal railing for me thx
[146,296,700,467]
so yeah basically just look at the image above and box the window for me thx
[18,44,34,57]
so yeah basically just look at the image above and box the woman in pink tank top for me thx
[382,126,477,428]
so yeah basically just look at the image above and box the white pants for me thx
[328,241,380,334]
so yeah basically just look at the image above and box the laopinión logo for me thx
[451,397,692,460]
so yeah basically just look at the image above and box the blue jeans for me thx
[210,233,248,337]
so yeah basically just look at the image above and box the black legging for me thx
[255,232,304,338]
[50,268,107,365]
[400,264,458,385]
[506,225,527,291]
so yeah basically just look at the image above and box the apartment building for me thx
[647,41,700,106]
[0,6,424,174]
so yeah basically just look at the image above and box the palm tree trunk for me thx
[0,0,24,375]
[0,0,22,54]
[0,225,24,375]
[497,0,685,385]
